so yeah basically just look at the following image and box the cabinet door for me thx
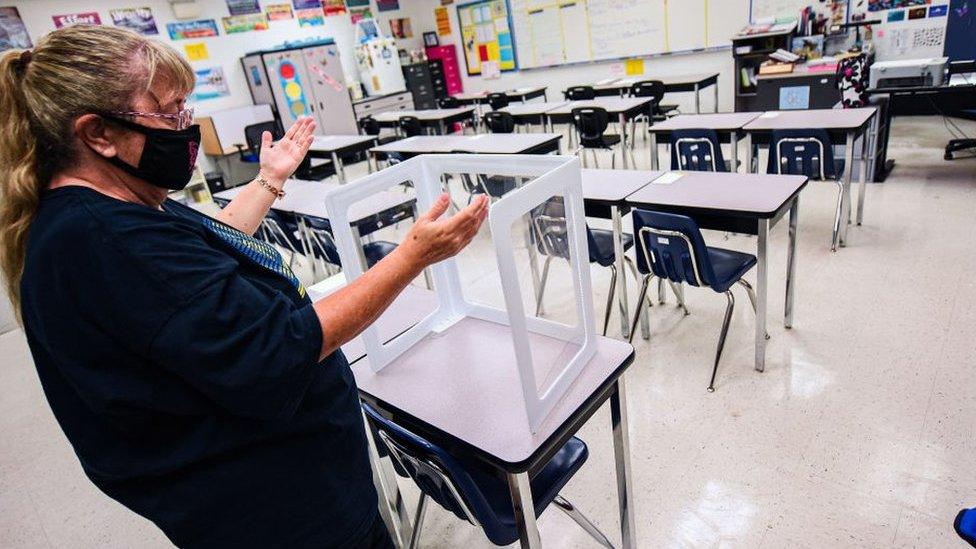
[242,54,275,108]
[263,50,314,128]
[303,44,358,135]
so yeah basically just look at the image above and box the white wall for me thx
[378,0,739,113]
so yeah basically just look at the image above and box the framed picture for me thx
[423,31,439,47]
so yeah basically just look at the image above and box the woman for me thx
[0,26,488,548]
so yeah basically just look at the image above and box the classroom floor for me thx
[1,115,975,548]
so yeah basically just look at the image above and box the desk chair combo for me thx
[767,128,846,251]
[565,86,596,101]
[398,116,426,137]
[572,107,635,169]
[438,97,475,133]
[629,210,766,392]
[362,403,615,549]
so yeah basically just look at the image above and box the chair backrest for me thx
[571,107,610,144]
[670,128,726,172]
[244,120,283,156]
[398,115,424,137]
[483,110,516,134]
[448,149,483,196]
[629,80,665,103]
[487,92,509,110]
[359,115,381,136]
[565,86,596,101]
[438,96,461,109]
[260,209,303,254]
[361,403,491,528]
[767,128,837,180]
[531,197,601,264]
[632,209,715,287]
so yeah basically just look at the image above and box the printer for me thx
[870,57,949,89]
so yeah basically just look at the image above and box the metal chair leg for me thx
[831,180,844,252]
[668,281,690,315]
[657,277,666,304]
[408,492,428,549]
[708,290,735,393]
[602,264,617,336]
[534,256,553,316]
[737,279,769,339]
[552,495,615,549]
[628,274,652,344]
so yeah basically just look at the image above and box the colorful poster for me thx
[222,13,269,33]
[296,8,324,26]
[435,6,451,35]
[346,0,369,6]
[53,12,102,28]
[167,19,220,40]
[110,7,158,35]
[266,3,294,20]
[323,0,346,16]
[184,42,209,61]
[928,4,949,16]
[0,7,32,51]
[227,0,261,15]
[868,0,932,11]
[908,6,928,18]
[292,0,321,8]
[456,0,516,75]
[389,17,412,38]
[376,0,400,12]
[350,6,372,23]
[191,67,230,102]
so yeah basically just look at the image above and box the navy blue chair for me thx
[630,210,767,392]
[303,216,398,273]
[361,402,613,548]
[572,107,634,169]
[670,128,730,172]
[767,128,846,251]
[956,508,976,547]
[531,198,638,335]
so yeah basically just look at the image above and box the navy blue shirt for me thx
[20,186,377,547]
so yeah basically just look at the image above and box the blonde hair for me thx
[0,25,194,319]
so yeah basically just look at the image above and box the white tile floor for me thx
[1,115,975,548]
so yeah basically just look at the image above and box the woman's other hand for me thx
[399,193,489,271]
[259,117,316,183]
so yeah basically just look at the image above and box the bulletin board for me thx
[457,0,517,76]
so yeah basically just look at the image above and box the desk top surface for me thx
[309,134,377,152]
[500,101,568,116]
[351,316,634,467]
[581,168,665,203]
[373,107,476,122]
[742,107,876,131]
[214,178,414,220]
[507,85,547,97]
[625,170,807,218]
[591,72,720,90]
[650,112,763,132]
[370,133,561,154]
[547,97,652,115]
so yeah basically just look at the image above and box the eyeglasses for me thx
[106,107,195,130]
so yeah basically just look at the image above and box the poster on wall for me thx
[227,0,261,15]
[0,7,32,51]
[323,0,347,16]
[53,12,102,28]
[389,17,412,38]
[456,0,517,76]
[296,8,325,26]
[293,0,321,8]
[266,3,294,20]
[868,0,932,11]
[346,0,370,6]
[222,13,269,33]
[377,0,400,12]
[167,19,220,40]
[184,42,209,61]
[110,7,159,35]
[350,7,372,23]
[191,67,230,102]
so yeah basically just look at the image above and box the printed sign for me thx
[265,3,294,20]
[53,12,101,28]
[167,19,220,40]
[110,7,158,35]
[227,0,261,15]
[191,67,230,102]
[296,8,324,26]
[222,13,269,33]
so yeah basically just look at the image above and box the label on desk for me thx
[651,172,684,185]
[758,111,781,119]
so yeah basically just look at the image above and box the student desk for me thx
[580,169,665,339]
[372,107,477,135]
[646,112,763,171]
[350,320,638,548]
[368,133,562,161]
[453,86,549,105]
[499,101,568,129]
[546,97,654,168]
[308,135,377,184]
[742,107,876,250]
[624,170,807,372]
[586,73,721,113]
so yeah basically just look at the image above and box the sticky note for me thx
[184,42,209,61]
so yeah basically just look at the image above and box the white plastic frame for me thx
[323,154,597,432]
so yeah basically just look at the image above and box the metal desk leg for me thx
[508,472,542,548]
[744,133,754,174]
[755,219,769,372]
[856,125,870,226]
[650,132,659,171]
[618,112,629,168]
[785,198,799,329]
[610,377,637,549]
[362,415,413,548]
[838,132,855,248]
[731,131,739,173]
[331,151,346,184]
[611,205,631,339]
[713,81,719,113]
[694,83,701,114]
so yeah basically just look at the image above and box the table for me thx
[625,170,807,372]
[308,135,377,184]
[546,97,653,168]
[500,101,568,128]
[351,318,637,547]
[742,107,876,251]
[586,73,720,113]
[368,133,562,159]
[372,107,477,135]
[580,169,666,339]
[453,86,549,105]
[646,112,763,171]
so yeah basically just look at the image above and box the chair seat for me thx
[482,175,517,197]
[241,152,259,163]
[580,134,621,149]
[363,241,398,268]
[590,228,634,267]
[706,246,757,293]
[657,103,679,114]
[465,437,589,546]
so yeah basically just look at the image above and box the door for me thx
[302,44,358,135]
[262,49,315,129]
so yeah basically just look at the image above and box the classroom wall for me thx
[378,0,738,113]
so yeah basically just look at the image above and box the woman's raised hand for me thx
[399,194,489,269]
[259,117,316,183]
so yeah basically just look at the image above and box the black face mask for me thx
[100,115,202,191]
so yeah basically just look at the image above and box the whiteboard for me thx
[510,0,750,70]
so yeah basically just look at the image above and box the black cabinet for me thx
[403,60,449,110]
